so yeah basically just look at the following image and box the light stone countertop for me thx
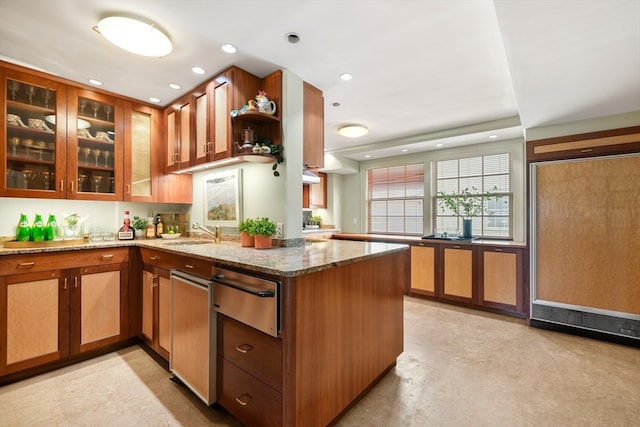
[0,238,409,278]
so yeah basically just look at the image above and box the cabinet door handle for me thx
[18,262,35,269]
[101,254,114,260]
[74,276,78,288]
[63,277,68,290]
[235,344,253,354]
[149,274,158,287]
[70,179,74,193]
[184,264,195,269]
[235,394,252,406]
[60,180,64,192]
[126,184,131,195]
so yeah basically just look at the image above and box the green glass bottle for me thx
[31,213,45,242]
[16,213,31,242]
[45,214,60,241]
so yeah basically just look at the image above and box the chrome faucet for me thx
[192,222,221,243]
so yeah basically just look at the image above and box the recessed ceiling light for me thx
[168,83,181,90]
[221,43,237,53]
[89,79,103,86]
[96,16,172,57]
[364,155,371,158]
[340,73,353,81]
[285,32,301,44]
[436,143,444,147]
[401,149,408,152]
[489,134,499,139]
[332,102,341,107]
[338,124,368,138]
[149,97,160,103]
[192,66,206,75]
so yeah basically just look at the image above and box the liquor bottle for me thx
[31,213,45,242]
[155,214,163,237]
[145,217,156,239]
[16,213,31,242]
[118,210,134,240]
[45,214,60,241]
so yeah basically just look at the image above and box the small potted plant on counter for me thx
[132,216,147,239]
[306,215,321,229]
[252,217,277,249]
[238,218,256,247]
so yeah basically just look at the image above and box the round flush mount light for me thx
[338,124,368,138]
[96,16,172,57]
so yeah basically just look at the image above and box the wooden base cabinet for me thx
[217,315,282,427]
[141,266,170,360]
[0,248,130,378]
[408,241,526,317]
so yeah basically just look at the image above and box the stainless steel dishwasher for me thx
[169,270,216,405]
[211,266,281,337]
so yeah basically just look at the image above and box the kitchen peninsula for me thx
[0,238,408,427]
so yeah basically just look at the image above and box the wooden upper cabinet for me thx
[1,66,68,199]
[164,92,191,173]
[526,126,640,162]
[123,102,158,202]
[303,81,324,169]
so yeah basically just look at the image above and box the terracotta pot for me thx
[254,235,273,249]
[240,232,255,247]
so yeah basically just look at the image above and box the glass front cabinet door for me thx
[67,88,123,200]
[2,68,67,198]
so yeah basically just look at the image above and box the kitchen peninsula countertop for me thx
[333,233,527,247]
[0,238,408,277]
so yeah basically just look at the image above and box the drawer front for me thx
[219,315,282,392]
[0,248,129,276]
[140,248,213,278]
[218,358,282,427]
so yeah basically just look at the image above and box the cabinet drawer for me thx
[140,248,213,278]
[218,358,282,427]
[218,315,282,392]
[0,248,129,276]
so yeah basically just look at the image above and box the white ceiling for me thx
[1,0,638,162]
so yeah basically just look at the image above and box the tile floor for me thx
[0,297,638,426]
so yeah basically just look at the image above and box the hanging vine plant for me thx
[268,144,284,177]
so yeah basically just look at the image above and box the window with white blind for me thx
[434,153,512,238]
[367,164,424,235]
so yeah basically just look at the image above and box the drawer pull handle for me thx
[235,344,253,354]
[185,264,195,269]
[580,149,593,153]
[494,248,503,252]
[101,254,114,260]
[453,245,461,249]
[235,394,252,406]
[149,256,160,261]
[18,262,35,269]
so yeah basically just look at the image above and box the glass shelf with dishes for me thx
[4,78,59,192]
[74,97,116,194]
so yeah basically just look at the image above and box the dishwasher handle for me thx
[212,274,275,298]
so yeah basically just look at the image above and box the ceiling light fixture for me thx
[149,97,160,103]
[88,79,103,86]
[489,134,499,139]
[338,124,368,138]
[168,83,181,90]
[96,16,172,57]
[221,43,237,53]
[192,66,206,75]
[340,73,353,81]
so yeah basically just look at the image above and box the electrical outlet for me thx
[276,223,283,238]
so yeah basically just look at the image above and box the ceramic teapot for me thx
[255,92,277,115]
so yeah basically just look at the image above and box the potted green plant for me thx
[437,186,498,238]
[307,215,321,229]
[252,217,277,249]
[132,216,147,239]
[238,218,256,247]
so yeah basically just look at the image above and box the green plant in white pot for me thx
[437,186,498,238]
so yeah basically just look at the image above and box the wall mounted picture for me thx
[204,168,242,227]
